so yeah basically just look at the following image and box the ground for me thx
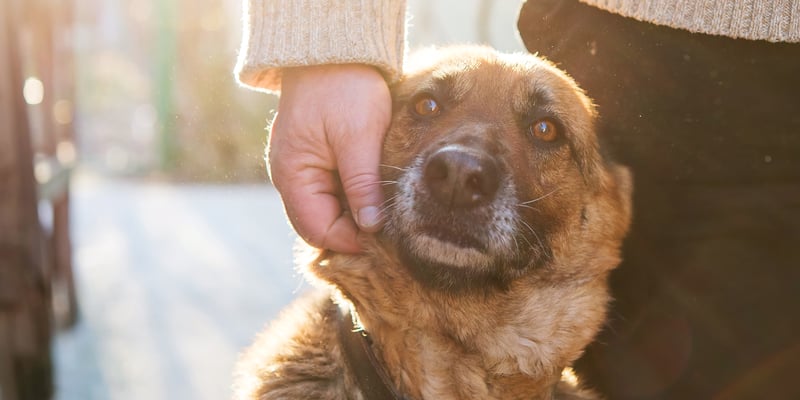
[54,173,301,400]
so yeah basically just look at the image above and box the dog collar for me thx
[336,302,409,400]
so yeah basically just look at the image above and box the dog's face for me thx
[380,46,631,291]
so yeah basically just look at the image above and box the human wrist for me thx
[281,64,386,90]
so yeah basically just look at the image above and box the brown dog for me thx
[233,46,632,400]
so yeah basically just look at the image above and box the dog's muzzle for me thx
[386,138,521,276]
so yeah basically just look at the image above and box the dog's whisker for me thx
[379,163,409,172]
[377,195,401,217]
[379,193,400,207]
[378,205,398,218]
[518,231,535,251]
[516,204,541,213]
[379,200,400,214]
[517,219,545,251]
[511,235,522,257]
[362,180,400,188]
[519,188,561,206]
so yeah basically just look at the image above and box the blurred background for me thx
[0,0,522,399]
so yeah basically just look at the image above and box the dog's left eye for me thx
[413,96,441,117]
[530,119,559,142]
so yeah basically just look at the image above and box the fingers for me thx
[268,64,391,253]
[272,160,362,253]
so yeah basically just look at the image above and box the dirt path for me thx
[54,175,302,400]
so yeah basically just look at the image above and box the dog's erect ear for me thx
[610,164,633,234]
[600,164,633,241]
[579,162,633,247]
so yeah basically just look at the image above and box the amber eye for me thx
[530,119,559,142]
[413,96,441,117]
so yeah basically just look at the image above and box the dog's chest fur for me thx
[235,246,608,400]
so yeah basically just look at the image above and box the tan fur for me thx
[234,46,632,400]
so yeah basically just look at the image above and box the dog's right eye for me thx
[530,119,560,142]
[412,96,441,117]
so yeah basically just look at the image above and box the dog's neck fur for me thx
[306,236,612,400]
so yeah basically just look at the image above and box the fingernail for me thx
[356,206,381,231]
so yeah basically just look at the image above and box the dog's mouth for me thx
[401,220,496,272]
[419,226,486,252]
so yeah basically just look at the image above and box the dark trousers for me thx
[518,1,800,399]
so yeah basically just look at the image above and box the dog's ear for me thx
[579,162,633,249]
[609,164,633,236]
[598,163,633,242]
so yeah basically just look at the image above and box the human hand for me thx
[268,64,391,253]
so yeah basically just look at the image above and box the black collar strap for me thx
[336,302,408,400]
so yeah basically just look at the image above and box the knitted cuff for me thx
[235,0,407,93]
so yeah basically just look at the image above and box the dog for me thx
[233,46,632,400]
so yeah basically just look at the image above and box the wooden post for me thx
[155,0,178,171]
[44,0,79,330]
[0,0,54,398]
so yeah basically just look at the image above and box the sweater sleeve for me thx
[580,0,800,43]
[235,0,407,94]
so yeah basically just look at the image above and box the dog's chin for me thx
[395,233,529,293]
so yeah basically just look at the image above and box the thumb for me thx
[334,125,386,233]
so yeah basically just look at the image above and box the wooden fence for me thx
[1,0,76,398]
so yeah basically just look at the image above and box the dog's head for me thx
[380,46,632,291]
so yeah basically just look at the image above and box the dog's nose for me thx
[423,147,500,208]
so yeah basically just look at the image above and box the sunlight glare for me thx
[57,141,77,165]
[23,77,44,105]
[34,160,52,184]
[53,99,73,125]
[561,367,579,387]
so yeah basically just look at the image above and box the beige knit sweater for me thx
[235,0,406,93]
[235,0,800,93]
